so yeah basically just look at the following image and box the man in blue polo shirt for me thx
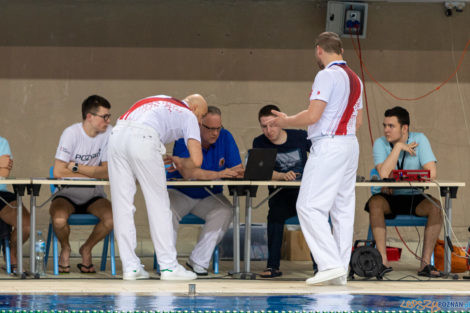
[167,106,243,275]
[365,106,442,278]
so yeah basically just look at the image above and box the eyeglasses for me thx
[201,124,223,132]
[91,112,111,121]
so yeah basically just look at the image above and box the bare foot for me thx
[59,246,71,273]
[78,245,95,273]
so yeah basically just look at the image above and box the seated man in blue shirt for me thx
[167,106,243,275]
[0,136,31,272]
[365,106,442,278]
[253,104,312,278]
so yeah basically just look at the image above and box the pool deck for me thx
[1,258,469,295]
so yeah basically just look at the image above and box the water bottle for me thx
[35,231,46,277]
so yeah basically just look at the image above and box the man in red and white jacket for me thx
[108,94,207,281]
[268,32,363,286]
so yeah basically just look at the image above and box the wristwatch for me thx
[72,162,79,173]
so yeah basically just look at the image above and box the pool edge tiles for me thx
[2,280,470,296]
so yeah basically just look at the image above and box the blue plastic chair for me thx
[367,168,429,240]
[0,237,11,274]
[153,213,220,274]
[285,216,300,225]
[45,166,116,275]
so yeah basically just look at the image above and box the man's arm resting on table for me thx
[422,161,437,180]
[272,170,297,181]
[376,142,417,179]
[178,163,243,180]
[53,159,108,179]
[167,139,205,178]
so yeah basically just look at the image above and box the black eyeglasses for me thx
[201,124,223,132]
[91,112,111,121]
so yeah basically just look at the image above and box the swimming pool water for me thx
[0,294,469,312]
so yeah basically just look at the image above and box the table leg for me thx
[244,193,252,273]
[16,194,23,278]
[444,188,452,275]
[29,193,36,274]
[232,190,240,274]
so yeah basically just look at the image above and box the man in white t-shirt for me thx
[268,32,363,285]
[51,95,113,274]
[108,94,207,281]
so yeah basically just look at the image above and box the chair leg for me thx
[110,230,116,276]
[367,225,374,241]
[101,234,109,272]
[53,231,59,275]
[45,223,53,267]
[212,245,219,274]
[4,238,11,274]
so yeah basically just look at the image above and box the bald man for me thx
[108,94,207,281]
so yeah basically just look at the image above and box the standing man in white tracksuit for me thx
[268,32,363,285]
[108,94,207,281]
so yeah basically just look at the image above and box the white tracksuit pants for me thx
[296,136,359,272]
[168,189,232,269]
[108,120,178,272]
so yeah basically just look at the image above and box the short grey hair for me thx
[206,105,221,116]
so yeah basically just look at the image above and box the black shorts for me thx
[364,193,428,219]
[0,191,15,239]
[52,196,104,214]
[0,191,16,211]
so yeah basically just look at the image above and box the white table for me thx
[14,178,466,278]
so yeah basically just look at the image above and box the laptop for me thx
[235,148,277,180]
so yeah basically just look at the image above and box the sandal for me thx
[77,263,96,273]
[418,264,443,278]
[259,268,282,278]
[376,264,393,280]
[59,264,70,274]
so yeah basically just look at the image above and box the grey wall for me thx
[1,0,469,245]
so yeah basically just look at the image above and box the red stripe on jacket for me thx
[334,64,361,135]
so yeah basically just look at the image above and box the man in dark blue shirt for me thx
[167,106,243,275]
[253,104,312,278]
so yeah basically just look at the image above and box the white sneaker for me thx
[123,266,150,280]
[327,274,347,286]
[186,259,208,276]
[306,267,347,285]
[160,264,197,281]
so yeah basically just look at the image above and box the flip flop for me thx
[259,268,282,278]
[376,264,393,280]
[59,265,70,274]
[418,264,443,278]
[77,263,96,274]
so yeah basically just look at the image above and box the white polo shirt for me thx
[308,61,363,139]
[119,95,200,145]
